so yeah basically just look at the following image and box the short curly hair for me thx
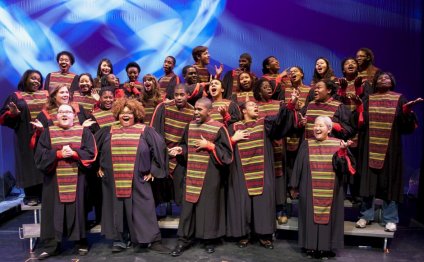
[112,98,145,123]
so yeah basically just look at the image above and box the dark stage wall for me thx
[1,0,423,194]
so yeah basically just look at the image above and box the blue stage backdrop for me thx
[1,0,423,193]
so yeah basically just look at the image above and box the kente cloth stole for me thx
[305,98,340,139]
[92,108,118,128]
[49,125,84,203]
[257,101,284,177]
[142,100,156,126]
[193,65,210,83]
[210,100,231,122]
[15,90,48,120]
[368,92,400,169]
[234,118,265,196]
[185,120,222,203]
[308,138,340,224]
[158,72,177,95]
[48,72,76,93]
[72,92,96,112]
[231,69,241,95]
[164,102,194,174]
[284,85,310,109]
[110,123,145,198]
[236,91,255,104]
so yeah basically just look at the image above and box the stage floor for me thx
[1,210,424,262]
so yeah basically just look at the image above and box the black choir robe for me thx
[290,141,355,251]
[177,124,233,240]
[34,127,96,244]
[226,106,295,237]
[95,125,168,243]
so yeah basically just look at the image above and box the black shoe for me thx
[149,241,171,254]
[204,244,215,254]
[259,239,274,249]
[170,242,190,257]
[237,239,249,248]
[134,243,149,253]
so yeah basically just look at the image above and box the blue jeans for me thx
[360,196,399,224]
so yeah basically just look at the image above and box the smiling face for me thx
[194,101,210,124]
[355,50,369,67]
[100,61,111,76]
[315,59,328,76]
[266,57,280,74]
[100,91,114,110]
[163,57,175,74]
[57,104,75,128]
[239,57,250,71]
[313,117,331,141]
[106,74,120,88]
[313,81,331,102]
[199,50,210,65]
[78,75,92,93]
[209,79,224,99]
[55,86,70,106]
[184,67,198,85]
[118,106,135,127]
[58,54,72,73]
[25,72,42,92]
[127,67,139,82]
[239,72,252,91]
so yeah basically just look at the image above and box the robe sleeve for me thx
[70,74,80,93]
[165,75,178,100]
[139,126,168,179]
[43,73,51,91]
[209,126,233,166]
[333,147,356,181]
[34,128,57,175]
[290,140,307,188]
[265,105,296,140]
[222,71,233,99]
[0,93,20,128]
[398,95,418,134]
[332,104,355,140]
[73,128,97,169]
[227,101,242,126]
[150,102,165,134]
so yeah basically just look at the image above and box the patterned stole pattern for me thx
[49,125,84,203]
[185,120,223,203]
[210,100,232,123]
[142,99,157,125]
[231,69,241,95]
[284,85,311,110]
[308,138,340,224]
[164,102,194,174]
[48,72,76,93]
[236,91,255,104]
[257,100,284,177]
[305,98,341,139]
[72,91,96,113]
[110,124,145,198]
[158,72,178,97]
[15,90,48,120]
[234,119,265,195]
[368,92,400,169]
[92,107,118,128]
[43,104,80,126]
[193,64,211,83]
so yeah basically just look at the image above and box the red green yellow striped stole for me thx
[234,118,265,195]
[48,72,76,93]
[72,91,96,113]
[43,104,80,126]
[193,64,211,83]
[158,72,179,97]
[257,101,284,176]
[110,124,145,198]
[284,85,311,110]
[231,69,241,95]
[142,99,157,126]
[92,107,118,128]
[235,91,255,104]
[185,120,223,203]
[210,100,232,122]
[305,98,341,139]
[368,92,400,169]
[308,137,340,224]
[15,90,48,121]
[164,102,194,174]
[49,125,84,203]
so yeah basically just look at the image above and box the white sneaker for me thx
[356,218,368,228]
[385,222,397,232]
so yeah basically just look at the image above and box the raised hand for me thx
[82,119,96,127]
[405,97,423,108]
[8,102,20,116]
[30,119,44,131]
[218,105,228,117]
[215,63,223,77]
[339,78,348,89]
[340,140,353,149]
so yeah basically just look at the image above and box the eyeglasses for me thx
[57,111,74,115]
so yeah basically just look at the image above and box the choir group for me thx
[0,46,422,260]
